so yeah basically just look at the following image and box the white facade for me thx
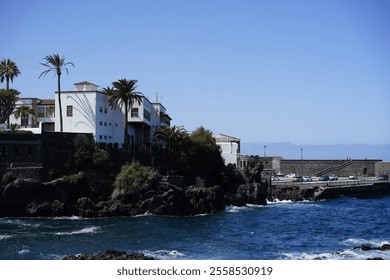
[57,81,171,147]
[56,81,124,145]
[9,98,55,132]
[214,134,241,166]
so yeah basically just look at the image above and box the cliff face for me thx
[0,165,268,218]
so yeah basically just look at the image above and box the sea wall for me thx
[280,159,379,177]
[268,182,390,201]
[375,162,390,177]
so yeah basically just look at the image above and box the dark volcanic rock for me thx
[63,249,155,260]
[353,244,390,251]
[0,175,92,217]
[1,164,268,217]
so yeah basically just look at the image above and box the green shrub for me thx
[63,173,85,184]
[93,148,109,167]
[112,161,158,197]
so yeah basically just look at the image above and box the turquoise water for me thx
[1,195,389,260]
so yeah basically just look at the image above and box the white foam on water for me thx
[246,204,266,208]
[134,212,154,217]
[143,249,185,260]
[54,226,101,235]
[17,249,30,255]
[282,245,390,260]
[267,199,294,204]
[343,238,390,248]
[0,234,12,240]
[225,205,248,213]
[53,216,83,220]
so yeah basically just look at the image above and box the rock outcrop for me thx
[63,249,155,260]
[0,163,268,217]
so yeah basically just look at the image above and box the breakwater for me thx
[268,180,390,201]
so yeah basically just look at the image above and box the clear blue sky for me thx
[1,0,389,147]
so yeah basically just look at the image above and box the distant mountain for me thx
[240,142,390,161]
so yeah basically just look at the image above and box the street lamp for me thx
[264,145,267,158]
[301,148,303,160]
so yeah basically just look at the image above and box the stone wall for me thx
[375,162,390,177]
[0,132,93,180]
[0,134,42,163]
[280,159,381,177]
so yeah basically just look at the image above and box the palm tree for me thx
[39,54,74,132]
[0,59,21,93]
[13,106,35,128]
[103,79,143,148]
[0,59,21,126]
[153,125,189,153]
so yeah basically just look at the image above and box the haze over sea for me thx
[241,142,390,161]
[1,196,389,260]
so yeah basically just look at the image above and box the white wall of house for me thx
[214,134,241,166]
[218,142,240,165]
[9,98,38,128]
[54,81,171,147]
[57,88,124,146]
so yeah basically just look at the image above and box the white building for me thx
[57,81,171,147]
[8,98,55,132]
[214,133,240,166]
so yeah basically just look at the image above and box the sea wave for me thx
[143,249,185,260]
[54,226,101,235]
[18,249,30,255]
[0,219,41,228]
[225,205,247,213]
[53,216,83,220]
[342,238,390,247]
[282,245,390,260]
[0,234,13,240]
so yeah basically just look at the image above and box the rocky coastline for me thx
[0,163,268,218]
[267,181,390,202]
[63,250,155,260]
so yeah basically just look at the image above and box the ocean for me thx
[1,195,389,260]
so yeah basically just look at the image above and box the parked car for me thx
[329,174,338,181]
[349,175,358,180]
[271,176,280,181]
[378,175,389,181]
[319,175,330,181]
[286,173,296,178]
[292,176,303,182]
[303,176,313,182]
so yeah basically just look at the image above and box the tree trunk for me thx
[124,100,128,149]
[57,74,63,132]
[6,77,10,127]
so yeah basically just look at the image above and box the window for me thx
[99,135,102,140]
[104,108,107,113]
[104,136,107,140]
[99,106,103,113]
[144,109,151,121]
[67,106,73,117]
[99,121,103,126]
[38,107,45,118]
[104,122,107,126]
[21,117,29,127]
[131,108,139,117]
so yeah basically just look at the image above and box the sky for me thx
[1,0,389,155]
